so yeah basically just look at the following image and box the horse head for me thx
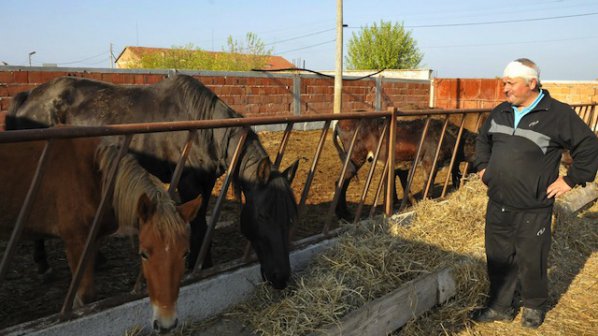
[137,193,202,334]
[240,158,299,289]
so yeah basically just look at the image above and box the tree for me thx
[137,33,272,71]
[346,20,423,70]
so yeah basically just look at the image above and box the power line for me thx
[50,51,107,65]
[346,11,598,29]
[423,35,598,49]
[264,28,335,46]
[274,39,336,55]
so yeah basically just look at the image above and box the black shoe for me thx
[470,307,515,323]
[521,308,545,329]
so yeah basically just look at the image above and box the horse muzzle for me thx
[261,268,289,290]
[153,318,178,334]
[152,304,178,334]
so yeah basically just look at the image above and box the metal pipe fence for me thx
[0,102,595,328]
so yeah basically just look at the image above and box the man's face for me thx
[502,77,537,107]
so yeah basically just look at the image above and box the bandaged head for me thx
[503,60,540,81]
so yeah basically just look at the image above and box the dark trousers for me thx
[484,200,552,311]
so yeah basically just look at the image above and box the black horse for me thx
[7,74,299,289]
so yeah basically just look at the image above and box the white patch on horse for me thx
[367,151,375,162]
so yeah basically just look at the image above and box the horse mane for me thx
[95,144,186,241]
[167,75,271,192]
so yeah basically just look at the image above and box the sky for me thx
[2,0,597,80]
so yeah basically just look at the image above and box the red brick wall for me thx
[433,78,598,109]
[0,69,431,129]
[433,78,503,110]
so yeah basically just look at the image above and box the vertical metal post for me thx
[291,121,331,241]
[370,159,389,218]
[423,117,450,199]
[273,122,294,169]
[297,121,331,216]
[375,76,382,111]
[193,129,248,274]
[441,114,466,197]
[385,108,397,217]
[61,135,132,317]
[292,75,301,116]
[0,140,52,285]
[399,117,431,211]
[353,120,388,224]
[325,122,362,234]
[333,0,343,115]
[168,130,196,198]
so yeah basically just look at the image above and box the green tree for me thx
[218,32,273,71]
[346,20,423,70]
[137,33,273,71]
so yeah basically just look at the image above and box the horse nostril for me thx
[153,319,178,334]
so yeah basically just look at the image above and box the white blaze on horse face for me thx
[152,303,178,332]
[367,151,375,162]
[139,224,187,333]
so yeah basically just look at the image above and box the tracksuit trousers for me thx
[484,200,552,312]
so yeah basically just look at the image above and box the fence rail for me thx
[0,102,596,330]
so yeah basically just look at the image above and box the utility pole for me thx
[110,43,114,68]
[333,0,343,115]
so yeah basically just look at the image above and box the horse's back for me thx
[0,137,105,239]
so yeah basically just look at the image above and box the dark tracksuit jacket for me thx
[474,90,598,310]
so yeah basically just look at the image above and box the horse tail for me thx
[5,90,30,130]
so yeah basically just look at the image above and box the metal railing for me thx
[0,102,596,328]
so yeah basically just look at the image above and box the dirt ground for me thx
[0,129,462,330]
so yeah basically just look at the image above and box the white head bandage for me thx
[503,61,539,80]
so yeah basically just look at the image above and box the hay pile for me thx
[216,177,488,335]
[231,175,596,336]
[148,174,596,336]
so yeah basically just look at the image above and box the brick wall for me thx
[0,68,431,130]
[433,78,598,109]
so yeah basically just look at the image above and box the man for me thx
[472,58,598,328]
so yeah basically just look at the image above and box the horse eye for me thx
[183,250,190,259]
[139,251,150,260]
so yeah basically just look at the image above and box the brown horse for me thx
[0,138,202,333]
[333,117,477,219]
[7,75,299,290]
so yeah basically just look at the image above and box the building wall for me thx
[433,78,598,109]
[0,67,431,130]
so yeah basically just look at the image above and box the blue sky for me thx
[2,0,597,80]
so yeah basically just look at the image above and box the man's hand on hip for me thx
[547,176,572,198]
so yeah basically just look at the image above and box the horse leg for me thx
[395,168,415,206]
[179,174,213,270]
[335,176,353,220]
[451,163,463,189]
[64,238,97,308]
[33,239,51,277]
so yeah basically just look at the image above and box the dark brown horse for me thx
[7,74,299,289]
[333,117,477,219]
[0,139,202,333]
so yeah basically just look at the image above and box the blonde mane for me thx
[96,144,186,241]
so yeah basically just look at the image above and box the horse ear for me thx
[282,159,300,184]
[256,157,271,184]
[177,195,203,223]
[137,193,157,223]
